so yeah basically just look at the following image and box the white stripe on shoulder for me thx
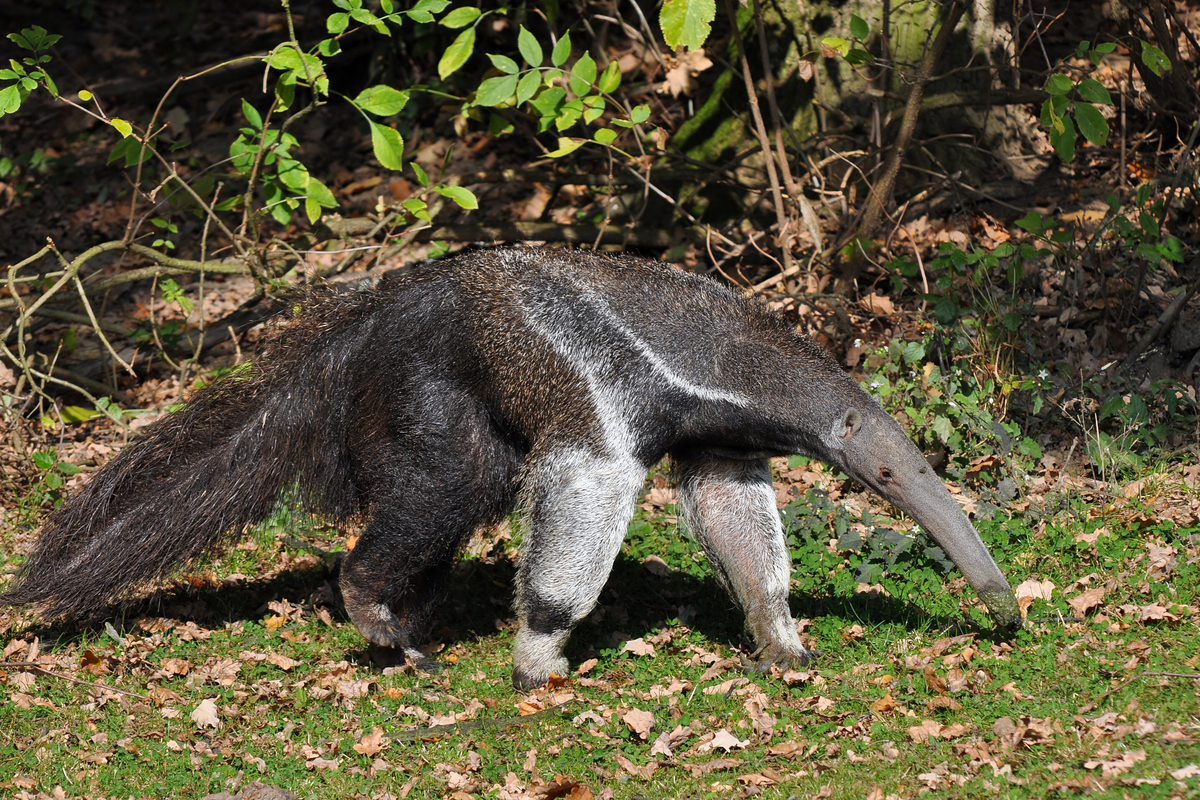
[573,284,751,407]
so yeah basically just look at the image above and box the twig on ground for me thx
[0,662,149,701]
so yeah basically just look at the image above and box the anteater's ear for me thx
[834,408,861,442]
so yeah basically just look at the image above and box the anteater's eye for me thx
[879,467,893,483]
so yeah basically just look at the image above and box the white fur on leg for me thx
[511,628,571,689]
[677,456,809,666]
[513,448,646,687]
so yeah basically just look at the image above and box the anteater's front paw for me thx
[750,642,815,673]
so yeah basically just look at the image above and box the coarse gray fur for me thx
[2,247,1021,689]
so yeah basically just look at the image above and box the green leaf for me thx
[1159,236,1184,263]
[659,0,715,51]
[368,121,405,169]
[598,60,621,93]
[1140,40,1171,76]
[439,26,476,79]
[1138,210,1159,237]
[554,99,583,130]
[516,69,542,105]
[412,0,451,15]
[489,112,515,135]
[0,83,24,115]
[850,13,869,40]
[582,94,605,124]
[411,161,429,186]
[1076,78,1112,105]
[61,406,101,423]
[551,32,571,67]
[327,12,350,33]
[569,52,596,96]
[1135,241,1160,261]
[821,37,850,57]
[110,118,133,138]
[1045,73,1073,96]
[1074,101,1109,146]
[630,104,650,124]
[1095,42,1117,54]
[441,6,481,28]
[475,74,518,106]
[78,89,92,101]
[306,177,337,208]
[434,185,478,209]
[518,25,543,67]
[487,53,520,75]
[241,99,263,130]
[544,136,586,157]
[31,451,56,470]
[354,85,410,116]
[594,127,617,145]
[930,415,953,445]
[1049,112,1076,161]
[845,48,874,66]
[530,86,566,115]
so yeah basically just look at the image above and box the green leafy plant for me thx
[780,485,956,610]
[25,449,83,509]
[1040,40,1117,162]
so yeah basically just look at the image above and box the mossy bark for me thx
[673,0,1026,184]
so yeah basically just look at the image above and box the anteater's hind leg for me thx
[511,449,647,689]
[340,403,519,669]
[675,455,811,670]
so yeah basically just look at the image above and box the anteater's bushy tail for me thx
[1,288,389,620]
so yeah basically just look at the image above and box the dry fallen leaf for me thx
[614,753,657,780]
[1083,748,1146,777]
[1137,602,1180,622]
[622,708,656,740]
[1068,586,1106,616]
[620,638,656,658]
[736,771,779,786]
[268,652,299,671]
[699,729,748,753]
[908,719,943,743]
[649,724,693,758]
[190,698,220,729]
[766,740,806,758]
[353,726,388,757]
[859,293,895,316]
[1015,578,1055,601]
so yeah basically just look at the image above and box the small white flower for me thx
[1037,369,1049,380]
[854,338,863,348]
[912,525,922,534]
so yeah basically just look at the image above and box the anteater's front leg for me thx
[676,455,811,670]
[512,449,646,689]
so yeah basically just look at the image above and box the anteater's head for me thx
[817,396,1022,633]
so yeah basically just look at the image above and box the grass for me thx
[2,463,1200,799]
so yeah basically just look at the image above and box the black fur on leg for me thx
[339,386,521,662]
